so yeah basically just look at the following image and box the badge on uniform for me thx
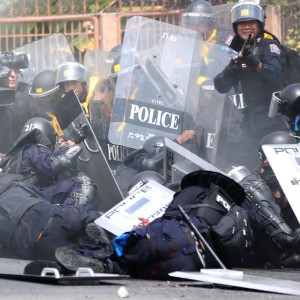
[270,44,281,55]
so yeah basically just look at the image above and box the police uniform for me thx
[214,32,287,170]
[0,174,99,260]
[2,135,83,205]
[112,185,217,278]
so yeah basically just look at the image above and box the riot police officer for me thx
[181,0,223,43]
[268,83,300,137]
[225,164,300,267]
[0,172,106,262]
[213,1,287,171]
[54,168,300,276]
[257,130,299,231]
[28,69,62,119]
[0,117,93,206]
[55,62,90,117]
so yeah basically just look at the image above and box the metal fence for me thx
[0,0,299,62]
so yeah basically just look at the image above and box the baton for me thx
[178,205,227,270]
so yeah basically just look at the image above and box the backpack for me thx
[211,204,255,268]
[282,45,300,87]
[259,31,300,88]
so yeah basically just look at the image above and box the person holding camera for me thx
[0,52,31,153]
[213,1,287,171]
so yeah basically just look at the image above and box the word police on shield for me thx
[111,98,184,134]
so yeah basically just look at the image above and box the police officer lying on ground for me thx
[0,117,94,205]
[0,172,111,264]
[45,169,300,278]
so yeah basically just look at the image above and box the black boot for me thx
[85,222,110,244]
[55,247,107,273]
[280,252,300,268]
[270,231,300,251]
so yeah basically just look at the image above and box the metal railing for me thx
[0,0,298,58]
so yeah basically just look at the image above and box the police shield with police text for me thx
[108,16,232,168]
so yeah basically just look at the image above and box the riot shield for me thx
[53,89,124,212]
[14,33,75,85]
[108,16,202,151]
[0,33,75,153]
[108,13,240,169]
[83,50,132,174]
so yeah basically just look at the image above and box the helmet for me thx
[55,62,87,86]
[29,70,59,98]
[111,55,121,76]
[142,136,164,153]
[109,44,123,56]
[269,84,300,133]
[181,0,215,38]
[258,131,296,161]
[21,117,57,146]
[128,170,167,192]
[279,83,300,118]
[231,1,264,32]
[181,170,246,205]
[110,53,136,78]
[221,165,252,183]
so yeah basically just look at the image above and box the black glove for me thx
[222,60,243,78]
[244,47,260,68]
[70,122,88,144]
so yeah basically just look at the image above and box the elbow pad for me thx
[140,151,164,172]
[52,145,82,175]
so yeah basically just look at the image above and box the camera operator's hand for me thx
[244,47,260,68]
[70,122,88,144]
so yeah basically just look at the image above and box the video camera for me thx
[0,51,29,78]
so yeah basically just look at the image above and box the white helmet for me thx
[55,61,87,86]
[231,1,264,32]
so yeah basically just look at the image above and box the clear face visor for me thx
[29,85,59,99]
[226,166,251,183]
[268,91,285,118]
[181,13,213,32]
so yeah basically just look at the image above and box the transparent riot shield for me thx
[53,89,124,212]
[108,16,201,150]
[207,2,245,168]
[0,33,75,153]
[191,41,233,165]
[83,50,132,175]
[108,13,244,171]
[14,33,75,85]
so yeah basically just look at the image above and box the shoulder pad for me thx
[264,32,274,40]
